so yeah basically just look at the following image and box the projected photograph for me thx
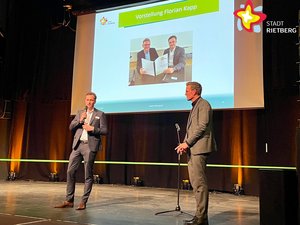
[128,32,193,86]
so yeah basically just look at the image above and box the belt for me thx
[80,140,88,144]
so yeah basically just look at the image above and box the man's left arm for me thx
[185,103,210,147]
[93,112,108,135]
[83,112,108,135]
[173,47,186,72]
[176,102,210,154]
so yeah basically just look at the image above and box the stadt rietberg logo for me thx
[233,0,267,33]
[234,0,297,34]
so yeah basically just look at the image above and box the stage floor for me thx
[0,181,259,225]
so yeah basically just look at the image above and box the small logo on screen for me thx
[100,17,108,25]
[99,16,115,26]
[233,0,267,33]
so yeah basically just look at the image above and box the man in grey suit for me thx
[176,82,217,225]
[163,35,186,75]
[55,92,108,210]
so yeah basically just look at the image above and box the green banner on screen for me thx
[119,0,219,28]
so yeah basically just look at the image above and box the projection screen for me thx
[71,0,264,114]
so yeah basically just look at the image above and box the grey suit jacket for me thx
[184,97,217,155]
[69,108,108,152]
[163,46,186,72]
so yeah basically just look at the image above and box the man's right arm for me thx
[69,111,84,131]
[136,51,142,74]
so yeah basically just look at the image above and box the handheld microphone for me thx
[81,106,88,123]
[175,123,180,131]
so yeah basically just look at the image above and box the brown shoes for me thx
[183,216,208,225]
[54,201,74,208]
[54,201,86,210]
[76,202,86,210]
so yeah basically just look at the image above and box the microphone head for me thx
[84,106,88,111]
[175,123,180,131]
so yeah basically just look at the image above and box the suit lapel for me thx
[187,98,202,128]
[89,109,97,124]
[187,110,192,127]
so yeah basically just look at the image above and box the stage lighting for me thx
[132,176,144,186]
[233,183,244,195]
[7,171,16,181]
[93,174,103,184]
[181,179,192,190]
[49,173,59,182]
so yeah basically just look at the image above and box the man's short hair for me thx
[168,35,177,41]
[143,38,150,43]
[186,82,202,96]
[86,92,97,100]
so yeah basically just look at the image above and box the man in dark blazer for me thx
[176,82,217,225]
[55,92,108,210]
[163,35,186,74]
[136,38,159,74]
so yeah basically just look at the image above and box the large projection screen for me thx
[71,0,264,115]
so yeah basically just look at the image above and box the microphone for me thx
[175,123,180,131]
[175,123,181,152]
[81,106,88,123]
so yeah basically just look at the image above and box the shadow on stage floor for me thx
[0,181,259,225]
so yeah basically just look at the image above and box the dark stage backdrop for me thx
[0,0,299,196]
